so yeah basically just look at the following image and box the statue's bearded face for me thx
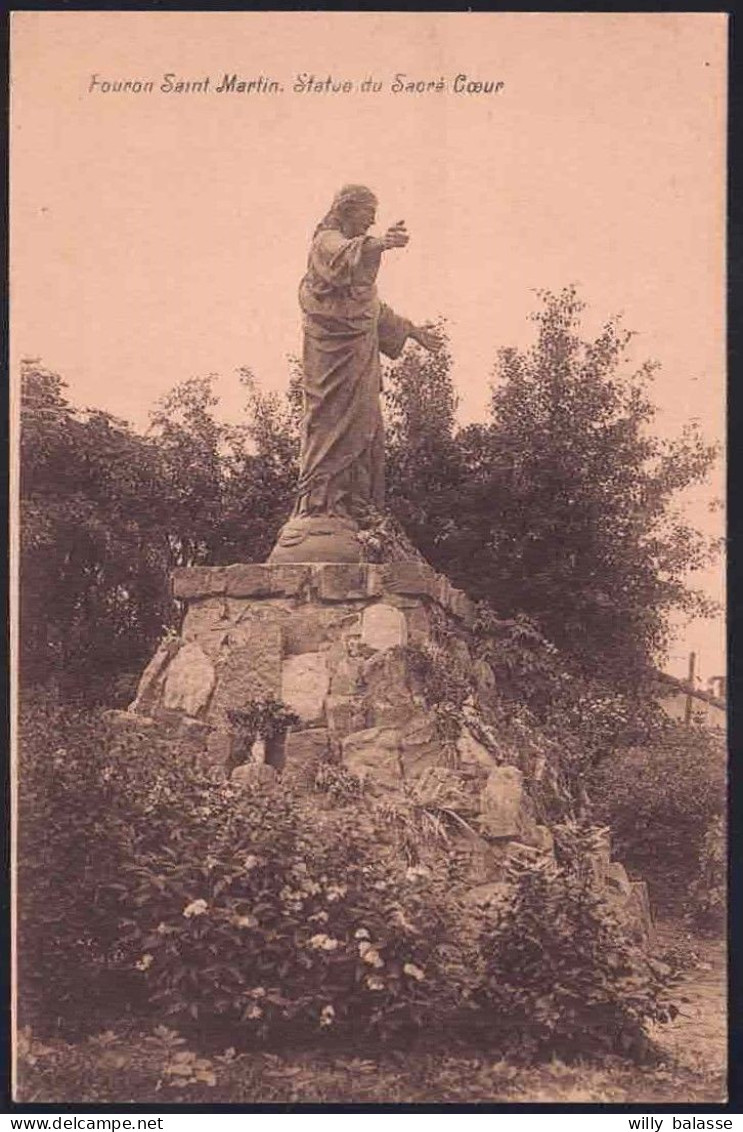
[341,201,377,237]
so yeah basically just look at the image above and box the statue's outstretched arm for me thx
[378,303,413,360]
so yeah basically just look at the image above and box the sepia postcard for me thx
[9,11,728,1110]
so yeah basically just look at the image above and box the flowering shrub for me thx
[476,826,678,1058]
[18,695,677,1061]
[113,783,475,1045]
[18,693,478,1044]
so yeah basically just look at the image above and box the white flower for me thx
[354,928,370,940]
[244,855,259,871]
[249,986,266,998]
[234,914,258,929]
[308,910,329,924]
[135,954,153,971]
[359,941,384,968]
[280,886,303,906]
[320,1004,335,1027]
[366,975,385,991]
[182,899,208,918]
[403,962,425,981]
[245,1004,263,1020]
[309,933,339,951]
[325,884,347,903]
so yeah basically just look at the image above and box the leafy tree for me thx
[401,288,718,685]
[147,375,225,566]
[19,361,174,698]
[216,366,299,564]
[383,324,468,566]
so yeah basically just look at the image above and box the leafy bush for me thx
[18,696,677,1061]
[17,695,474,1045]
[17,694,131,1033]
[686,816,726,932]
[476,826,677,1059]
[227,697,300,747]
[16,691,222,1034]
[404,641,473,742]
[113,782,475,1047]
[227,696,300,769]
[587,723,726,911]
[473,608,666,769]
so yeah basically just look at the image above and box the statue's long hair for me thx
[312,184,377,239]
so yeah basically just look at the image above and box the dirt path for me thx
[647,920,727,1093]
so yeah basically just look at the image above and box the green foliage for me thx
[227,696,300,763]
[381,291,718,686]
[19,362,299,701]
[686,816,726,933]
[404,641,473,742]
[20,697,680,1062]
[16,692,196,1032]
[477,827,678,1058]
[383,325,466,565]
[113,783,471,1046]
[16,1024,224,1103]
[370,766,482,868]
[454,288,718,684]
[587,723,726,912]
[147,375,226,566]
[472,607,667,783]
[19,361,175,698]
[215,367,299,564]
[312,759,367,804]
[16,1020,726,1104]
[17,696,472,1045]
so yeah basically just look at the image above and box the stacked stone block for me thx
[130,560,476,783]
[126,558,653,943]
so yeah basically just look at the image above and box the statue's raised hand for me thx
[381,221,409,250]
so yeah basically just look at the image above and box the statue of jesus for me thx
[269,184,441,563]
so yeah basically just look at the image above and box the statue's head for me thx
[317,184,378,238]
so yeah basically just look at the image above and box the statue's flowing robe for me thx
[295,228,411,521]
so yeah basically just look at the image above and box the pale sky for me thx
[10,11,727,681]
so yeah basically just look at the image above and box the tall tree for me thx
[147,375,225,566]
[383,325,466,564]
[450,288,718,683]
[19,361,174,697]
[216,367,299,564]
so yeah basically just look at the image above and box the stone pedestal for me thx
[129,559,477,783]
[126,557,654,945]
